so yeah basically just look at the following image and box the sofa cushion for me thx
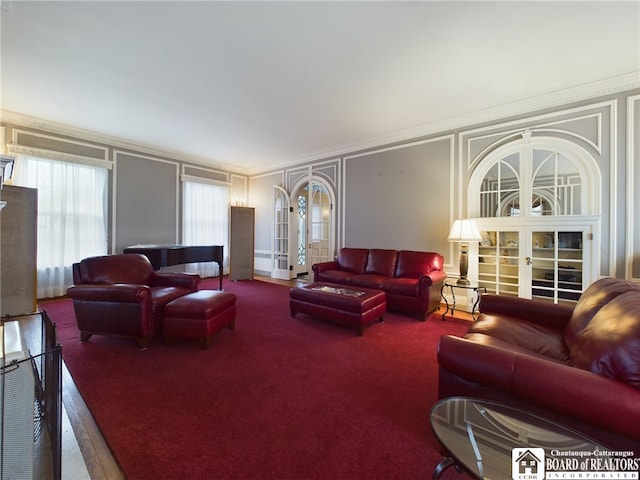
[468,315,570,362]
[395,251,442,278]
[379,277,420,296]
[569,291,640,388]
[365,249,398,277]
[564,278,640,349]
[337,248,369,274]
[316,270,356,284]
[347,274,387,289]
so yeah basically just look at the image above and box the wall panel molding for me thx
[112,150,180,253]
[627,94,640,280]
[461,102,613,172]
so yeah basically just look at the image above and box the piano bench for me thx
[163,290,236,349]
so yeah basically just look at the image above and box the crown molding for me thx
[2,72,638,176]
[270,71,640,173]
[0,110,250,176]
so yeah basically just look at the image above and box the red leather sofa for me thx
[437,277,640,450]
[67,253,200,348]
[312,248,446,319]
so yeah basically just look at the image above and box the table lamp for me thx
[448,219,482,286]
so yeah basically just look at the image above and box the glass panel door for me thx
[307,181,331,269]
[530,230,584,304]
[478,230,521,297]
[271,186,291,280]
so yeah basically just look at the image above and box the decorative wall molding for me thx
[179,174,231,188]
[459,99,618,277]
[230,174,248,206]
[0,109,245,175]
[3,73,637,176]
[461,102,612,172]
[112,150,180,252]
[7,144,113,170]
[282,72,639,172]
[182,164,229,183]
[626,94,640,281]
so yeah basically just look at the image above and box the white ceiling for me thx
[1,1,639,174]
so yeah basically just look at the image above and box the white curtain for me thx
[14,154,108,298]
[182,180,230,277]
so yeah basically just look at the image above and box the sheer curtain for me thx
[182,179,230,277]
[14,154,109,298]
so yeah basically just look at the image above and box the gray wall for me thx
[343,137,451,255]
[114,152,179,252]
[2,87,639,284]
[250,89,640,280]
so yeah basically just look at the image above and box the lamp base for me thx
[458,249,470,286]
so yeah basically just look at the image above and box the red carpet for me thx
[41,279,471,480]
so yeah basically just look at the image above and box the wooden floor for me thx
[61,274,472,479]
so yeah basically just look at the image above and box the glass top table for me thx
[429,397,606,480]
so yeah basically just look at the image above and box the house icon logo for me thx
[512,448,545,480]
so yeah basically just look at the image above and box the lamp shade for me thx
[447,219,482,242]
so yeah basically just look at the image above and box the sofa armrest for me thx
[151,272,200,291]
[438,335,640,441]
[479,294,574,330]
[312,261,338,282]
[312,261,338,273]
[420,270,446,287]
[67,284,150,303]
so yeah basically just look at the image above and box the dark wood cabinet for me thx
[230,206,255,281]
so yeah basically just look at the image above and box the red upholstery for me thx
[313,248,445,319]
[67,253,200,348]
[437,277,640,450]
[164,290,236,349]
[365,249,398,277]
[337,248,369,273]
[290,283,387,336]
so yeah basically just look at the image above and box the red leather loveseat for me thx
[67,253,200,348]
[437,277,640,450]
[312,248,446,319]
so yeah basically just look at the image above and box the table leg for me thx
[433,456,457,480]
[440,284,450,320]
[471,289,480,319]
[217,260,223,290]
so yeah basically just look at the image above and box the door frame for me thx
[288,175,336,278]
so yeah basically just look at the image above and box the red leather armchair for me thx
[67,253,200,348]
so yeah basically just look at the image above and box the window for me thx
[478,143,584,218]
[14,154,109,298]
[182,180,230,277]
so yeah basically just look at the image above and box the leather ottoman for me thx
[164,290,236,349]
[290,282,386,336]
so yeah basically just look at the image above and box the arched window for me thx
[470,132,598,218]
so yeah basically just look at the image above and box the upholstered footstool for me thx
[290,282,386,336]
[164,290,236,349]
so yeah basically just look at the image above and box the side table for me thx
[441,282,486,320]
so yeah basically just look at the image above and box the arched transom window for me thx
[470,133,598,218]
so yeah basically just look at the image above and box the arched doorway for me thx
[271,176,335,280]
